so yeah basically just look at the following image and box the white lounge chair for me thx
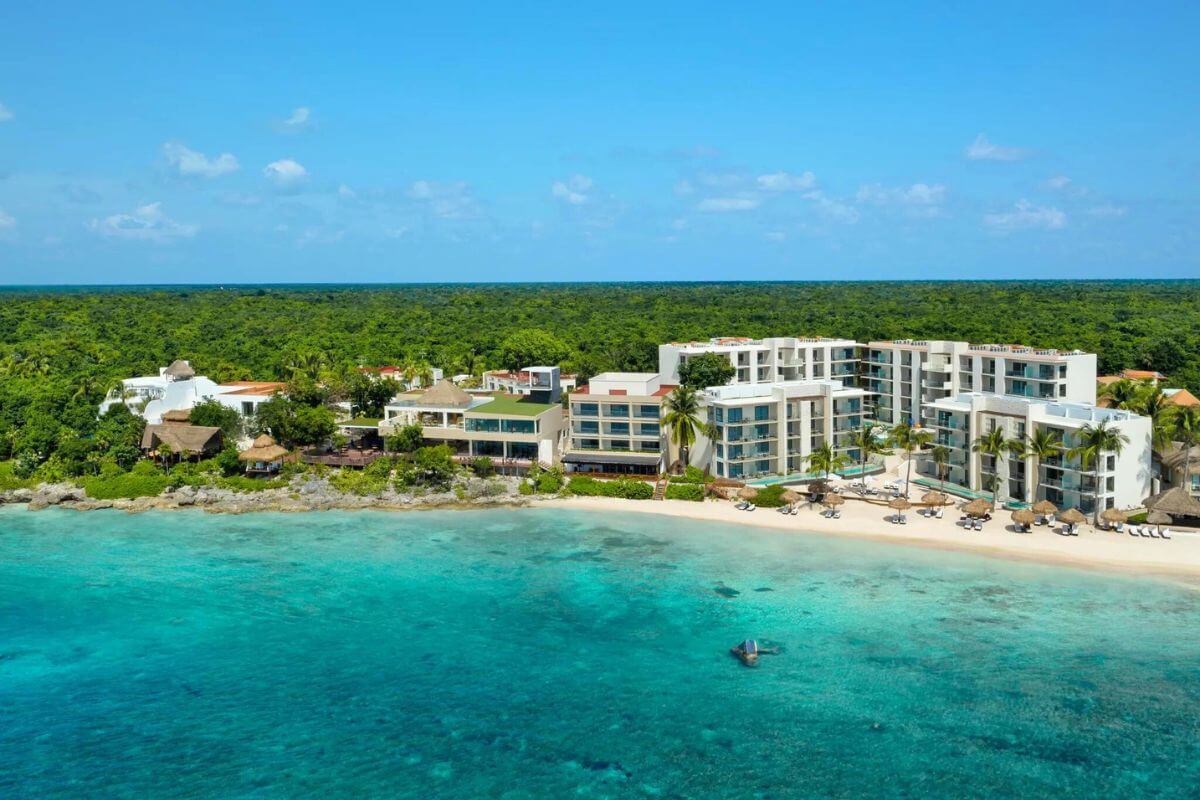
[1128,526,1140,537]
[1140,527,1152,537]
[1114,522,1124,532]
[833,510,842,519]
[899,515,907,525]
[936,508,944,519]
[1161,528,1172,540]
[746,504,756,512]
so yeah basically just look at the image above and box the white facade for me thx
[483,369,576,395]
[659,337,860,387]
[705,380,867,481]
[99,363,282,425]
[922,393,1151,512]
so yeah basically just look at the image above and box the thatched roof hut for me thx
[160,408,192,424]
[239,434,288,463]
[963,498,992,517]
[164,359,195,380]
[1100,507,1128,524]
[1146,510,1173,526]
[141,423,222,455]
[1058,508,1086,525]
[1011,509,1035,526]
[1143,487,1200,519]
[417,379,474,408]
[1032,499,1058,515]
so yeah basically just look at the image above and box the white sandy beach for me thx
[542,494,1200,583]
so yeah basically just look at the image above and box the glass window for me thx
[754,404,770,421]
[605,404,630,417]
[501,419,535,434]
[727,407,743,424]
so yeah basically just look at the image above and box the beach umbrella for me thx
[1145,510,1172,527]
[1011,509,1035,526]
[1032,499,1058,516]
[888,497,912,511]
[737,487,759,500]
[921,490,948,505]
[1058,508,1086,525]
[822,493,845,508]
[963,498,992,517]
[1100,507,1128,524]
[238,434,288,463]
[1142,487,1200,519]
[781,490,803,504]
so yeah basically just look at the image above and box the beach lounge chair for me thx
[735,501,749,510]
[746,504,756,512]
[973,519,983,531]
[1149,527,1162,539]
[1161,528,1172,540]
[1140,527,1152,537]
[936,508,944,519]
[1115,522,1124,533]
[1128,526,1140,537]
[833,510,842,519]
[899,514,907,525]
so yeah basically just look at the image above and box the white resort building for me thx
[99,360,284,426]
[659,337,860,385]
[563,372,673,475]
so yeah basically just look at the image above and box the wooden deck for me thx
[301,448,387,468]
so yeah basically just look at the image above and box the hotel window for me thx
[605,404,630,417]
[575,403,599,417]
[609,439,631,451]
[241,401,254,415]
[727,408,743,424]
[713,407,724,424]
[637,404,659,419]
[577,420,599,434]
[756,459,772,473]
[754,405,770,421]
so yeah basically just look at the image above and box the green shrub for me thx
[672,465,713,485]
[1128,511,1147,524]
[753,484,787,508]
[469,456,496,478]
[329,468,389,496]
[82,464,171,500]
[0,461,37,491]
[214,475,289,493]
[665,482,705,501]
[565,476,653,500]
[536,467,563,493]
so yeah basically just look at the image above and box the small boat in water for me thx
[730,639,760,666]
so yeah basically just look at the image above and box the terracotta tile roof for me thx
[219,381,286,396]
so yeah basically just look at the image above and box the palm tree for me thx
[1132,386,1174,489]
[287,350,327,382]
[1170,405,1200,495]
[1018,428,1063,507]
[1068,420,1130,525]
[848,423,890,483]
[971,428,1022,504]
[930,445,951,492]
[891,422,934,497]
[805,442,849,485]
[1099,377,1144,409]
[662,386,715,473]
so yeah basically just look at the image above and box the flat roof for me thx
[470,395,556,417]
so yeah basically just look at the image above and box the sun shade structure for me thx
[780,490,803,504]
[1100,507,1128,524]
[921,491,948,505]
[1145,510,1173,525]
[416,378,474,408]
[239,434,288,463]
[1011,509,1035,526]
[1142,487,1200,518]
[888,497,912,510]
[160,408,192,423]
[164,359,196,380]
[1032,500,1059,515]
[737,487,759,500]
[822,494,845,507]
[141,424,222,455]
[1058,508,1086,525]
[963,498,992,517]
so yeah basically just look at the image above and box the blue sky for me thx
[1,2,1197,283]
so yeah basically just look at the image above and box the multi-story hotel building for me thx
[704,380,867,481]
[562,372,673,475]
[920,393,1151,513]
[864,340,1097,426]
[658,337,860,386]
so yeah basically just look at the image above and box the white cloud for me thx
[697,196,760,212]
[281,106,311,130]
[551,174,593,205]
[803,190,859,223]
[407,180,477,218]
[1087,204,1127,217]
[0,208,15,238]
[162,142,239,178]
[263,159,309,189]
[1042,174,1072,190]
[337,184,357,200]
[965,133,1029,162]
[756,171,816,192]
[765,231,787,242]
[856,182,947,206]
[89,202,198,243]
[0,102,12,122]
[983,199,1066,231]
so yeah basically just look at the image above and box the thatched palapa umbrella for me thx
[921,490,948,506]
[1143,487,1200,520]
[963,498,992,518]
[737,487,759,500]
[1145,510,1172,528]
[1011,509,1035,528]
[888,497,912,511]
[781,490,804,505]
[822,493,845,508]
[239,434,288,463]
[1100,507,1128,525]
[1031,499,1058,516]
[1058,508,1086,526]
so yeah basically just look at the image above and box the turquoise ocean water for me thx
[1,506,1197,798]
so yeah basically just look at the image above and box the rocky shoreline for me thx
[0,475,541,514]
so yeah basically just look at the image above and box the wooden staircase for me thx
[652,475,668,501]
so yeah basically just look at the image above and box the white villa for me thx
[99,360,284,426]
